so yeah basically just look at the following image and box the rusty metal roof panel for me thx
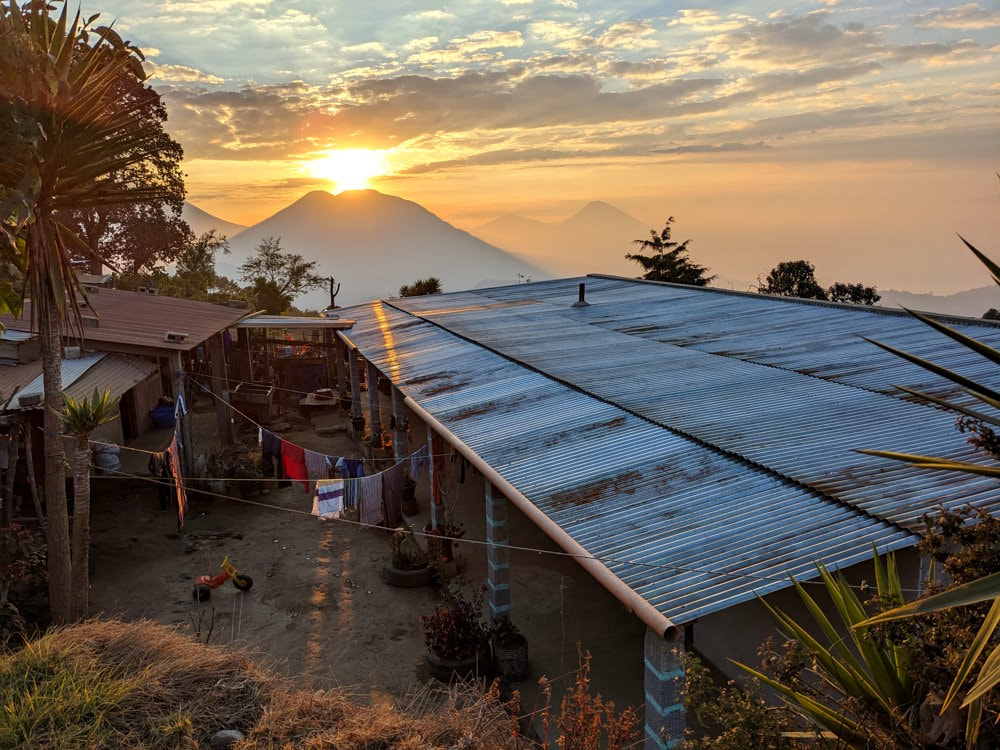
[342,299,916,624]
[391,279,1000,533]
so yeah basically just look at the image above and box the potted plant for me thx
[206,445,261,497]
[384,526,433,588]
[420,584,491,682]
[492,616,529,682]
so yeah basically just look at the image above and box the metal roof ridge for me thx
[379,298,918,543]
[586,273,1000,329]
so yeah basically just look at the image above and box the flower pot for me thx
[207,479,227,495]
[493,635,529,682]
[150,404,176,429]
[384,561,433,588]
[426,647,491,683]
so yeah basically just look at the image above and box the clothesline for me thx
[88,462,921,595]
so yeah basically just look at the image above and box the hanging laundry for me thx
[410,445,429,478]
[281,440,309,492]
[337,457,364,479]
[167,435,187,529]
[313,479,344,519]
[304,449,331,481]
[381,461,405,528]
[174,393,187,418]
[359,472,384,526]
[261,430,291,488]
[148,450,172,511]
[342,477,360,512]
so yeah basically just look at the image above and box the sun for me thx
[309,148,389,192]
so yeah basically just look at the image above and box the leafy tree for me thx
[982,308,1000,321]
[61,388,119,621]
[238,236,322,314]
[828,281,881,305]
[399,276,443,297]
[626,217,713,286]
[758,260,879,304]
[53,68,187,276]
[152,229,229,300]
[0,2,179,622]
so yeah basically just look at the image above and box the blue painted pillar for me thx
[485,481,510,622]
[644,628,685,749]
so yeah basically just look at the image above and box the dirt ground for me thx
[88,391,646,732]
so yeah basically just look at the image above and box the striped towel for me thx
[313,479,344,519]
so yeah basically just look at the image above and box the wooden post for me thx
[206,333,234,445]
[366,361,382,448]
[428,427,444,530]
[324,330,336,391]
[348,345,364,436]
[335,335,347,403]
[237,327,252,382]
[21,423,45,532]
[391,386,408,466]
[2,428,20,526]
[168,351,192,469]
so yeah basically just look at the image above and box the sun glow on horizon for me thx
[309,148,390,192]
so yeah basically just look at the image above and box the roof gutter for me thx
[403,393,681,642]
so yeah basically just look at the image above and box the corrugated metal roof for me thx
[0,289,249,353]
[392,278,1000,533]
[5,353,158,410]
[340,298,917,624]
[236,314,355,330]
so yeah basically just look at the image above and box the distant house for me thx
[334,274,1000,749]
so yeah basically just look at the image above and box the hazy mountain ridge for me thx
[221,190,544,308]
[182,203,248,239]
[473,201,650,278]
[877,286,998,319]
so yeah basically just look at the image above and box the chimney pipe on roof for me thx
[571,282,590,308]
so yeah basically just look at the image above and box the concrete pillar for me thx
[391,385,408,465]
[644,629,685,749]
[427,426,441,529]
[366,360,382,443]
[236,327,252,382]
[206,332,234,445]
[335,334,347,403]
[485,481,510,623]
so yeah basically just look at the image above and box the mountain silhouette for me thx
[878,285,998,319]
[182,202,247,239]
[474,201,651,277]
[222,190,544,309]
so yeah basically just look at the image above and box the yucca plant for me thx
[736,550,925,749]
[60,387,118,620]
[1,1,175,622]
[852,231,1000,746]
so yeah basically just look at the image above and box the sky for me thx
[89,0,998,293]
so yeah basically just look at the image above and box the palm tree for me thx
[1,3,179,622]
[60,388,119,620]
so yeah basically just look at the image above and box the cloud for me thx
[341,41,386,54]
[147,63,225,85]
[914,3,1000,30]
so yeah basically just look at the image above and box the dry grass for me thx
[0,619,517,749]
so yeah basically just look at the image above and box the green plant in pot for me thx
[420,584,491,682]
[492,616,529,682]
[384,526,433,588]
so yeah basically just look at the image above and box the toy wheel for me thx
[193,584,211,602]
[232,574,253,592]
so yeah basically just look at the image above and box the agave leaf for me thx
[855,450,1000,479]
[862,337,1000,405]
[891,384,1000,427]
[941,599,1000,711]
[960,234,1000,286]
[964,696,981,750]
[735,662,864,748]
[961,641,1000,707]
[903,307,1000,368]
[859,572,1000,625]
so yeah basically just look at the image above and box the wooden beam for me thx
[336,336,348,404]
[237,327,253,381]
[324,330,336,391]
[206,333,234,445]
